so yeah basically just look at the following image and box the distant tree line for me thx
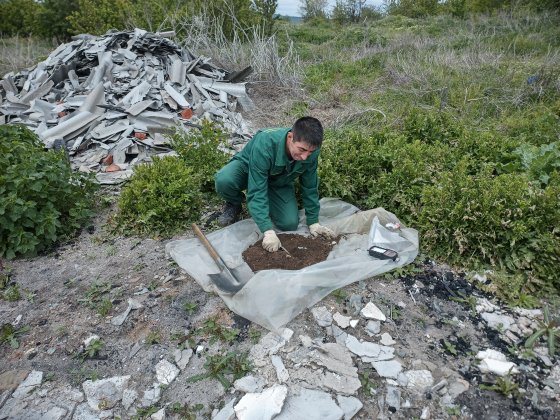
[299,0,559,22]
[0,0,279,40]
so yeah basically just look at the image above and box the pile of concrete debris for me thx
[0,29,253,184]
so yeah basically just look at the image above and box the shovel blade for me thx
[209,267,247,294]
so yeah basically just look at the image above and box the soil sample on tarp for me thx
[243,233,338,271]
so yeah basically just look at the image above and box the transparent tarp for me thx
[166,198,419,332]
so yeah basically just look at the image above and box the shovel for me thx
[192,223,247,294]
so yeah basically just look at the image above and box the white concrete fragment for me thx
[271,355,290,383]
[276,388,344,420]
[360,302,386,321]
[214,398,236,420]
[173,348,193,370]
[475,297,499,313]
[345,335,394,361]
[155,359,180,385]
[151,408,165,420]
[402,370,434,390]
[372,360,403,379]
[43,406,67,420]
[122,389,138,410]
[12,370,43,398]
[380,333,396,346]
[111,298,142,326]
[336,395,363,420]
[481,312,516,331]
[420,407,430,419]
[448,378,470,398]
[82,375,130,410]
[477,349,519,376]
[234,375,266,393]
[73,402,112,420]
[311,306,333,327]
[385,386,401,410]
[349,319,359,328]
[365,320,381,336]
[333,312,351,329]
[141,384,161,407]
[234,385,288,420]
[331,325,348,345]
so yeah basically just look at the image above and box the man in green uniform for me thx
[214,116,335,252]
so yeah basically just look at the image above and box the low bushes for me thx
[115,121,230,236]
[319,108,560,293]
[0,125,96,258]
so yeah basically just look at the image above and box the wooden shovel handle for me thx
[192,223,222,264]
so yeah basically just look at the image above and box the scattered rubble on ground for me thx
[0,29,253,184]
[1,241,559,419]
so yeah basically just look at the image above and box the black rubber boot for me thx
[217,202,242,227]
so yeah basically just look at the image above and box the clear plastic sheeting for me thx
[166,198,419,332]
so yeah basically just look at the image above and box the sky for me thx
[276,0,385,17]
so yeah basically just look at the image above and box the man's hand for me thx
[309,223,336,239]
[262,230,281,252]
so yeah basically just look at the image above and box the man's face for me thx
[286,132,316,161]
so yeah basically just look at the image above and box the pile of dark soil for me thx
[242,233,337,271]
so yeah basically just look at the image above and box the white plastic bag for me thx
[166,198,419,331]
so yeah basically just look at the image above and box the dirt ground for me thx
[243,234,337,271]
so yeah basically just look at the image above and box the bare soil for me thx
[242,234,337,271]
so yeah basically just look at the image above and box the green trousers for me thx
[215,160,299,231]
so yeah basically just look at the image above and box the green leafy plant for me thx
[79,282,111,310]
[183,302,198,315]
[197,317,240,344]
[169,402,204,420]
[170,121,230,192]
[187,351,253,390]
[358,370,377,397]
[145,331,162,345]
[75,338,104,361]
[96,298,112,317]
[115,156,204,236]
[450,292,478,316]
[443,340,458,356]
[480,374,520,398]
[132,405,160,420]
[248,327,262,344]
[2,284,21,301]
[331,288,347,303]
[525,305,560,357]
[0,323,30,349]
[0,125,96,259]
[70,366,99,385]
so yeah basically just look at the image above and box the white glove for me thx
[262,230,281,252]
[309,223,336,239]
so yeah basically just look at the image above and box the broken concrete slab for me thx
[360,302,386,321]
[214,398,237,420]
[275,387,344,420]
[12,370,43,399]
[311,306,333,327]
[234,385,287,420]
[380,332,396,346]
[365,320,381,336]
[401,370,434,391]
[234,376,266,394]
[336,395,363,420]
[155,359,180,385]
[110,298,142,326]
[271,355,290,383]
[333,312,351,329]
[476,349,519,376]
[173,348,193,370]
[345,335,394,362]
[82,375,130,410]
[372,360,403,379]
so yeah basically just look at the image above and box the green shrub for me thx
[0,125,96,259]
[170,121,230,192]
[418,163,559,288]
[115,156,203,236]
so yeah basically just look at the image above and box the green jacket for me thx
[233,127,320,232]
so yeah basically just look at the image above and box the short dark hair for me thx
[292,116,323,148]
